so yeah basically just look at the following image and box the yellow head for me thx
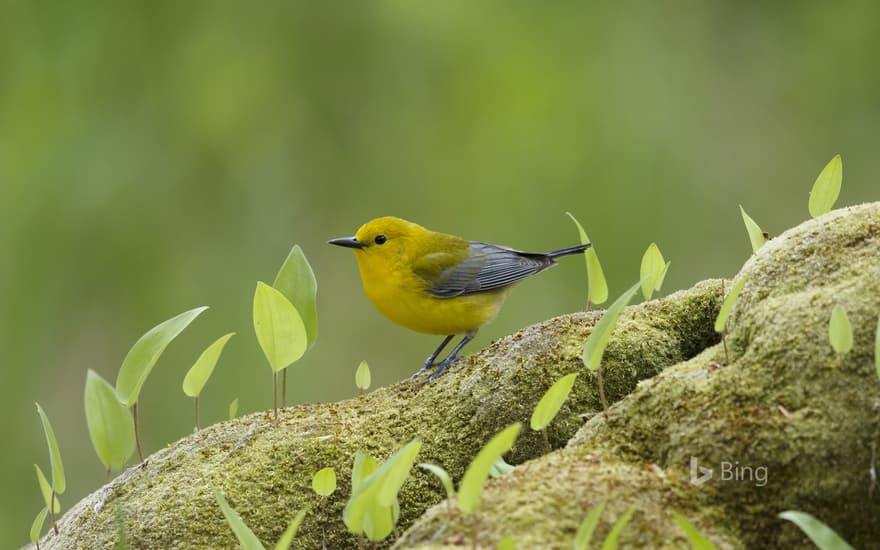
[329,217,428,277]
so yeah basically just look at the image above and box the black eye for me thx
[374,234,387,245]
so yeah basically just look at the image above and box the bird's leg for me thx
[408,334,455,380]
[426,330,477,381]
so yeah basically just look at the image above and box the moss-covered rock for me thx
[398,203,880,549]
[34,269,721,548]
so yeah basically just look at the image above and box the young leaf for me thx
[714,276,749,333]
[85,370,136,470]
[489,456,514,478]
[639,243,666,300]
[530,373,578,431]
[273,245,318,347]
[351,450,379,495]
[213,487,266,550]
[739,205,767,254]
[566,212,608,305]
[808,155,843,218]
[34,465,60,513]
[829,305,853,355]
[601,507,635,550]
[497,535,515,550]
[30,506,48,544]
[458,423,521,514]
[671,511,718,550]
[183,333,235,397]
[312,467,337,497]
[583,280,644,372]
[274,507,309,550]
[355,360,371,391]
[35,403,65,495]
[573,499,607,550]
[253,282,308,372]
[228,398,239,420]
[778,511,854,550]
[115,306,208,406]
[374,440,423,508]
[418,463,455,499]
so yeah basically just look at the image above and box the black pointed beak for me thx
[328,236,366,249]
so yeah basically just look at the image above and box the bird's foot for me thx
[424,355,462,382]
[407,359,438,381]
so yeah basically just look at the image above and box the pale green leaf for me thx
[566,212,608,305]
[363,503,395,542]
[497,535,515,550]
[530,373,578,431]
[228,398,239,420]
[808,155,843,218]
[489,456,514,478]
[714,276,749,333]
[672,511,718,550]
[600,507,635,550]
[213,487,266,550]
[375,440,422,507]
[312,467,337,497]
[583,280,644,371]
[183,333,235,397]
[85,370,135,470]
[34,465,60,513]
[458,423,521,514]
[639,243,666,300]
[253,282,308,372]
[274,507,309,550]
[115,306,208,406]
[779,511,854,550]
[739,205,767,254]
[351,450,378,495]
[30,507,48,544]
[355,360,371,391]
[573,499,606,550]
[35,403,65,494]
[273,245,318,347]
[829,305,853,354]
[418,463,455,499]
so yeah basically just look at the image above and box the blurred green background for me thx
[2,1,878,546]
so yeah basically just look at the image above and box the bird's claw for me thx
[424,356,461,382]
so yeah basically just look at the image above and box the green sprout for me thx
[115,306,208,461]
[778,510,854,550]
[671,511,718,550]
[566,212,608,307]
[573,499,607,550]
[253,281,308,426]
[183,333,235,430]
[355,360,371,393]
[272,245,318,407]
[828,305,853,361]
[739,205,767,254]
[715,275,749,364]
[530,373,578,450]
[312,467,337,497]
[30,506,48,549]
[601,508,635,550]
[489,456,514,478]
[35,403,65,534]
[84,370,135,475]
[808,154,843,218]
[458,423,521,514]
[228,398,239,421]
[418,462,455,515]
[583,280,644,417]
[497,535,516,549]
[639,243,669,300]
[213,487,308,550]
[34,465,60,515]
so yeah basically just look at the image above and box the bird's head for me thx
[328,216,426,263]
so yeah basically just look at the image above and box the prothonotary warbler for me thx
[329,217,590,380]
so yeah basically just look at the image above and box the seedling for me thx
[84,370,135,474]
[272,245,318,407]
[116,306,208,461]
[183,333,235,430]
[35,404,65,534]
[601,507,635,550]
[497,535,515,549]
[566,212,608,308]
[671,511,718,550]
[213,487,308,550]
[530,373,578,450]
[229,398,239,420]
[30,507,48,549]
[778,510,854,550]
[355,360,371,393]
[808,155,843,218]
[715,276,749,365]
[639,243,669,300]
[573,499,607,550]
[739,205,767,254]
[253,282,308,425]
[312,467,337,497]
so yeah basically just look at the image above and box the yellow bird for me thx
[329,217,590,380]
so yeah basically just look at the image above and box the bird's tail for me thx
[546,243,592,259]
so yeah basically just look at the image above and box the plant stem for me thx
[720,280,729,364]
[597,366,608,419]
[49,489,58,534]
[273,372,278,427]
[133,402,144,462]
[106,467,111,482]
[194,396,200,431]
[282,369,287,408]
[542,429,551,452]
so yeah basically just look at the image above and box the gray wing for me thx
[428,242,555,298]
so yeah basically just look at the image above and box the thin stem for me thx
[49,489,58,534]
[542,429,551,452]
[133,402,144,462]
[722,332,730,364]
[106,467,111,482]
[282,369,287,408]
[273,372,278,427]
[597,366,608,419]
[194,396,200,431]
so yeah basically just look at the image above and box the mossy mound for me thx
[35,273,721,548]
[398,203,880,549]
